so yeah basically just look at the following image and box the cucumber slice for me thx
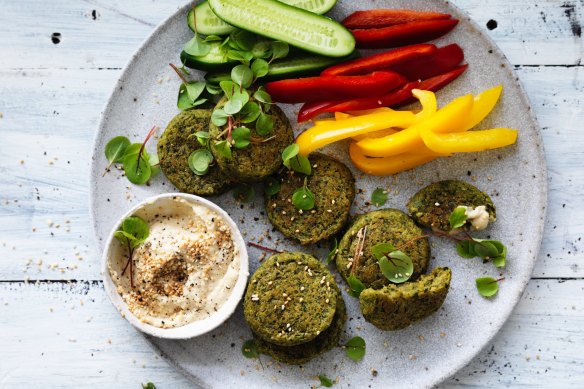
[207,0,354,57]
[189,0,338,36]
[205,52,359,84]
[180,41,236,71]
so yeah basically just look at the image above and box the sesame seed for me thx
[325,298,329,303]
[295,229,300,233]
[332,199,336,205]
[300,286,305,291]
[282,293,287,297]
[435,202,440,206]
[281,305,285,310]
[299,297,304,302]
[327,209,332,213]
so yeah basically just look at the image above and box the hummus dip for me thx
[108,197,240,328]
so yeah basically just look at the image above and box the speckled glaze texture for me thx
[90,1,547,388]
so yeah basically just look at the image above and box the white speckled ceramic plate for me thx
[90,1,547,388]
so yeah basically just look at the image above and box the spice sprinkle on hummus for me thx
[108,197,240,328]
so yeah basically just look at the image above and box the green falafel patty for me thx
[253,290,347,365]
[157,110,234,196]
[266,153,355,245]
[407,180,496,232]
[335,209,430,290]
[360,267,451,331]
[244,252,339,346]
[209,100,293,182]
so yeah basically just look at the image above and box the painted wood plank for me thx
[0,66,582,280]
[0,279,581,387]
[0,0,582,69]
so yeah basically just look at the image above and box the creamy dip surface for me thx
[108,198,240,328]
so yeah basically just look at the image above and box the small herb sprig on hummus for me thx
[114,216,149,289]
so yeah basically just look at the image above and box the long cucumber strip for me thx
[208,0,355,57]
[190,0,338,36]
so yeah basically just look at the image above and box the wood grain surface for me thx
[0,0,583,387]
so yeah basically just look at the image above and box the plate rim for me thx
[89,1,548,387]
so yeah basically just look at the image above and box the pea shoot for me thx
[475,277,504,297]
[103,126,160,185]
[344,336,366,362]
[114,216,149,289]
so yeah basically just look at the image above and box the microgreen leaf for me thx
[219,80,236,99]
[373,243,413,284]
[251,59,269,78]
[476,277,500,297]
[204,35,222,42]
[286,155,312,175]
[178,84,195,110]
[371,188,388,207]
[213,140,232,159]
[326,238,338,265]
[232,126,251,149]
[148,154,160,177]
[142,382,156,389]
[188,149,214,176]
[224,98,244,115]
[211,108,229,127]
[270,41,289,61]
[318,375,334,388]
[121,216,150,247]
[347,273,366,297]
[488,240,507,268]
[371,243,396,260]
[345,336,366,362]
[253,88,272,105]
[231,64,253,88]
[185,81,206,102]
[449,206,468,230]
[456,240,477,259]
[123,153,151,185]
[282,144,300,161]
[183,35,211,56]
[114,230,137,246]
[240,102,261,123]
[229,30,256,52]
[242,339,259,359]
[264,177,281,196]
[227,50,253,65]
[234,184,255,203]
[256,112,274,136]
[252,41,272,59]
[105,136,130,164]
[292,186,315,211]
[205,83,222,95]
[194,131,210,147]
[473,240,500,259]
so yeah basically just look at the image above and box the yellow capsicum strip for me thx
[349,142,438,176]
[421,127,518,154]
[356,92,473,157]
[296,110,415,156]
[459,85,503,132]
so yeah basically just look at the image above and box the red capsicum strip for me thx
[385,44,464,81]
[342,9,451,29]
[265,71,406,104]
[351,19,459,49]
[321,44,436,76]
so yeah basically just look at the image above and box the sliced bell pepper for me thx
[351,19,459,49]
[321,44,436,76]
[386,44,464,81]
[355,93,473,157]
[297,101,337,122]
[296,110,416,156]
[342,9,451,29]
[265,71,407,104]
[412,89,437,123]
[421,127,518,154]
[459,85,503,132]
[349,142,439,176]
[352,128,397,141]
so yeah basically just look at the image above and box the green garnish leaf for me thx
[213,140,232,159]
[194,131,210,147]
[142,383,156,389]
[227,50,253,65]
[489,240,507,268]
[178,83,196,110]
[123,153,151,185]
[204,35,222,42]
[251,59,269,78]
[347,273,366,297]
[285,154,312,175]
[211,108,229,126]
[473,240,500,259]
[229,30,256,52]
[232,126,251,149]
[345,336,366,362]
[256,112,274,135]
[121,216,149,244]
[183,35,211,56]
[449,206,469,230]
[242,339,259,359]
[373,243,413,284]
[264,177,281,197]
[185,81,206,102]
[456,240,477,259]
[104,136,130,165]
[371,188,388,207]
[113,230,136,246]
[219,80,236,99]
[292,185,315,211]
[318,375,334,387]
[270,41,289,61]
[224,89,250,115]
[252,41,272,59]
[206,83,222,95]
[326,238,338,265]
[231,64,253,88]
[234,184,255,203]
[148,153,160,177]
[282,144,300,161]
[188,149,214,176]
[476,277,500,297]
[371,243,396,260]
[253,88,272,105]
[240,101,261,124]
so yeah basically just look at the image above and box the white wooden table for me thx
[1,1,583,387]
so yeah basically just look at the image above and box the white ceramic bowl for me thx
[100,193,249,339]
